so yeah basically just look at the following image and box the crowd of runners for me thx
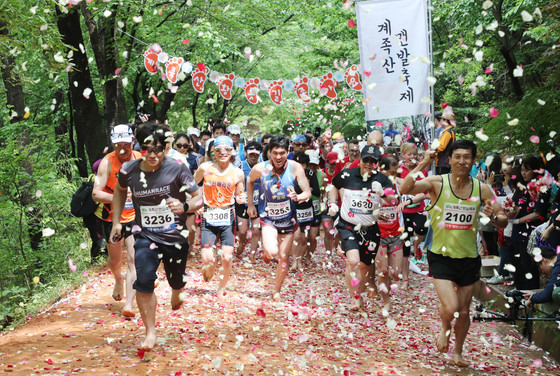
[85,107,560,367]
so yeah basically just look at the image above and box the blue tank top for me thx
[242,160,259,207]
[258,160,297,222]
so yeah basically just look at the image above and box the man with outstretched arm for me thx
[110,123,202,351]
[400,139,507,367]
[246,135,311,300]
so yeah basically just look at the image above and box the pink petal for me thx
[348,19,356,28]
[485,66,493,74]
[530,135,540,144]
[490,107,499,118]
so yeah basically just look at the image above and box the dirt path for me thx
[1,239,559,375]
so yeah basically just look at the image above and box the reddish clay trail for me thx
[1,240,559,375]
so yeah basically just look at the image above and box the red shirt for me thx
[398,164,427,214]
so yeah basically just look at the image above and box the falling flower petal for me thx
[513,65,523,77]
[490,107,499,118]
[521,10,533,22]
[348,19,356,28]
[476,129,489,141]
[530,135,540,144]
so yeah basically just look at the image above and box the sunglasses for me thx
[141,144,165,154]
[362,157,377,164]
[215,146,233,153]
[294,142,307,147]
[175,143,189,149]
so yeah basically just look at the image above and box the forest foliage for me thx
[0,0,558,328]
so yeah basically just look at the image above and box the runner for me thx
[235,141,263,262]
[375,155,404,313]
[193,135,245,297]
[92,124,141,318]
[290,151,321,272]
[246,135,311,300]
[400,139,507,367]
[110,123,202,351]
[328,145,395,311]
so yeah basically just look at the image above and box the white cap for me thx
[228,124,241,135]
[307,150,320,165]
[111,124,134,143]
[187,127,200,137]
[205,137,215,151]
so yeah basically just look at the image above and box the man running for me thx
[400,139,507,366]
[235,141,263,261]
[328,145,395,311]
[92,124,141,318]
[110,123,202,351]
[193,135,245,296]
[246,135,311,300]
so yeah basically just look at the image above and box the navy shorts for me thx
[427,251,481,286]
[337,219,380,266]
[133,234,189,293]
[101,220,135,243]
[261,216,298,235]
[201,206,235,248]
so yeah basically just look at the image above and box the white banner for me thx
[356,0,431,121]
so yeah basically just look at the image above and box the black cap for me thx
[360,145,382,161]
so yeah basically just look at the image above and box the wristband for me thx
[183,202,190,213]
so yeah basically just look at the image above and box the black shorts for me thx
[235,202,250,220]
[261,217,298,235]
[101,220,135,243]
[427,251,481,286]
[133,234,189,293]
[337,219,380,266]
[402,212,428,256]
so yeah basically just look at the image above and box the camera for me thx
[505,289,524,303]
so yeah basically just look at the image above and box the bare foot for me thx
[202,264,214,282]
[401,279,409,290]
[263,252,271,264]
[138,332,157,351]
[216,288,227,299]
[249,253,257,264]
[112,279,124,301]
[123,308,135,319]
[273,292,281,301]
[349,297,365,312]
[452,352,468,367]
[170,291,184,310]
[367,288,378,299]
[436,329,450,353]
[383,301,391,312]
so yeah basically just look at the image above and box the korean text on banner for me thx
[356,0,431,121]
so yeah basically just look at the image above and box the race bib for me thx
[296,206,314,223]
[267,200,291,220]
[205,206,231,226]
[378,206,397,224]
[346,190,376,215]
[442,203,476,230]
[124,188,134,210]
[140,205,175,233]
[312,199,320,214]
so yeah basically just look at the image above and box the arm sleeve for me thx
[332,169,345,190]
[530,261,560,304]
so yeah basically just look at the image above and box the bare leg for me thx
[107,241,124,301]
[304,226,319,264]
[401,255,410,290]
[375,247,391,311]
[273,233,294,300]
[290,228,306,272]
[322,218,334,255]
[122,235,137,316]
[217,246,234,296]
[432,278,475,367]
[249,220,261,263]
[261,225,279,263]
[136,291,157,350]
[236,218,249,256]
[413,233,426,260]
[201,246,216,282]
[345,249,365,311]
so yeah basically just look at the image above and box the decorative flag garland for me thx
[142,44,363,106]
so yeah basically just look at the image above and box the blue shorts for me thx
[133,234,189,293]
[261,216,298,235]
[201,206,235,248]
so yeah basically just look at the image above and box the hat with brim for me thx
[246,145,261,154]
[293,134,307,143]
[361,145,382,161]
[327,151,339,164]
[111,124,134,143]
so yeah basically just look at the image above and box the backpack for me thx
[70,176,98,217]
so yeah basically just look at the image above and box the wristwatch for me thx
[183,202,190,213]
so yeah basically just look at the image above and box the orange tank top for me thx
[202,164,239,208]
[101,150,141,222]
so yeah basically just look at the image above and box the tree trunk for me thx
[0,20,42,253]
[56,6,107,175]
[81,2,128,130]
